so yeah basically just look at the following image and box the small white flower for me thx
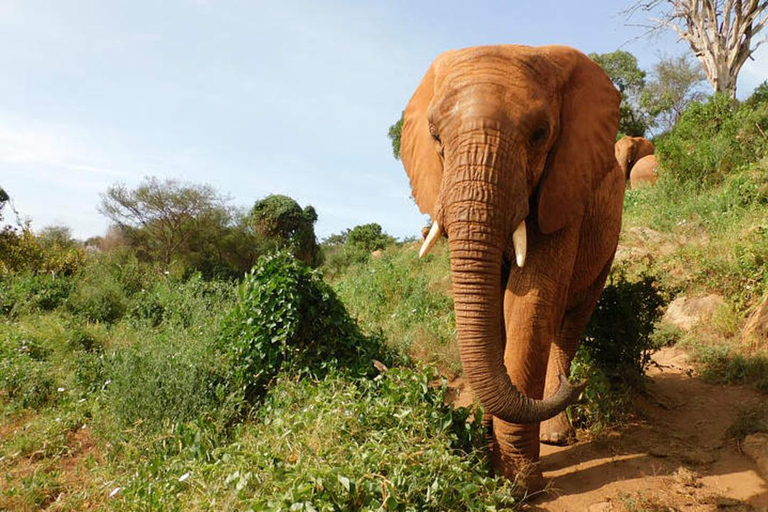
[57,387,66,393]
[109,487,121,498]
[179,472,191,482]
[55,417,61,422]
[104,379,112,386]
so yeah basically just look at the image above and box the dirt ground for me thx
[453,346,768,511]
[536,347,767,511]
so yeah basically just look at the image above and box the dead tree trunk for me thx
[631,1,768,99]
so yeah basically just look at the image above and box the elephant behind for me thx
[630,154,659,188]
[615,135,659,189]
[399,44,623,491]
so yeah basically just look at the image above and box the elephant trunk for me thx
[443,152,582,424]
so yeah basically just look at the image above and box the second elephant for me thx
[615,135,658,189]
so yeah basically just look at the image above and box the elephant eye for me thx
[529,126,548,147]
[429,124,441,144]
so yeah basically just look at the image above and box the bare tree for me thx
[629,1,768,98]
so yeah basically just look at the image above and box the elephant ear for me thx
[537,47,620,235]
[400,61,443,217]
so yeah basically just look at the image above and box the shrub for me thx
[114,368,520,511]
[0,333,57,410]
[570,270,666,428]
[105,331,228,430]
[657,93,768,187]
[217,251,392,405]
[334,244,459,374]
[0,273,74,316]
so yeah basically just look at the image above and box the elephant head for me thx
[615,136,655,181]
[400,45,620,424]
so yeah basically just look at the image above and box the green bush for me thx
[105,332,228,430]
[0,333,58,410]
[128,273,234,328]
[0,273,74,316]
[217,251,392,404]
[114,368,520,511]
[334,244,456,359]
[570,271,666,428]
[657,93,768,188]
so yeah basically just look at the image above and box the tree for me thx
[590,50,651,136]
[629,1,768,99]
[250,194,320,266]
[99,177,226,265]
[388,113,404,160]
[641,54,708,132]
[346,223,395,253]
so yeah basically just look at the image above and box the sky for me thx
[1,0,767,241]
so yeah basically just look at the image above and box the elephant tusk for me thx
[512,220,527,267]
[419,221,442,258]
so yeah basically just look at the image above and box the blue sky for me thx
[2,1,766,241]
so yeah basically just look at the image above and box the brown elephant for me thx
[615,135,656,187]
[629,154,659,188]
[399,45,624,489]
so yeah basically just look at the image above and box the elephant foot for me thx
[540,412,576,446]
[490,442,545,495]
[491,452,545,496]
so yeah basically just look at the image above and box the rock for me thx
[742,295,768,348]
[662,295,727,331]
[587,502,614,512]
[742,433,768,482]
[614,244,652,264]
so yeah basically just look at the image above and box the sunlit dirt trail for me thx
[451,346,768,511]
[531,347,768,511]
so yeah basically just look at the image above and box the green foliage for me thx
[0,332,57,410]
[322,223,397,278]
[570,271,666,428]
[388,112,404,160]
[334,243,460,374]
[590,50,650,136]
[105,330,230,431]
[744,80,768,108]
[347,223,396,253]
[113,368,519,511]
[640,53,707,133]
[0,273,74,317]
[250,194,321,267]
[0,225,86,276]
[694,344,768,392]
[217,251,391,405]
[657,93,768,187]
[67,268,128,323]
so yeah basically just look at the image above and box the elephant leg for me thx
[490,228,580,490]
[540,260,613,445]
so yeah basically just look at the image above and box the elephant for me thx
[629,154,659,188]
[615,135,657,189]
[399,45,624,490]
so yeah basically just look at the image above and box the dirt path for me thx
[452,346,768,511]
[530,347,768,511]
